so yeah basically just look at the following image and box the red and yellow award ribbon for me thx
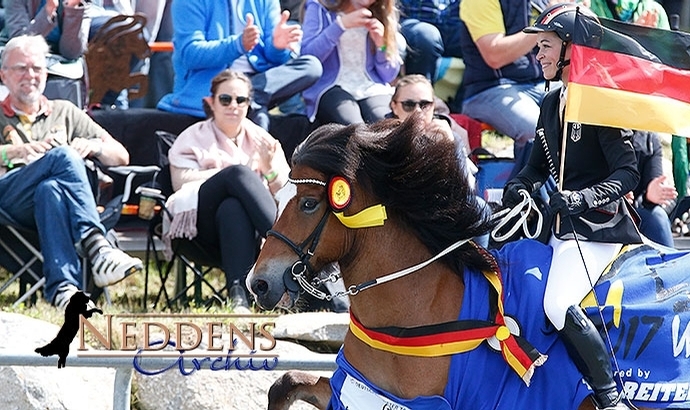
[349,269,546,386]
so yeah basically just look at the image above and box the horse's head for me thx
[248,123,371,309]
[248,116,495,310]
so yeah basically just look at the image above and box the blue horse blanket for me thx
[328,240,590,409]
[582,242,690,409]
[327,240,690,409]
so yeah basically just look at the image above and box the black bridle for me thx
[265,177,463,301]
[266,208,333,300]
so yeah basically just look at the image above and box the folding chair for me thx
[0,164,160,307]
[137,130,226,310]
[0,221,44,307]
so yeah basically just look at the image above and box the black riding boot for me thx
[559,306,629,410]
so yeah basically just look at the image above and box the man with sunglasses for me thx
[0,35,143,310]
[156,0,322,131]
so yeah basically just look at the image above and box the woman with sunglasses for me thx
[390,74,489,246]
[390,75,477,183]
[165,69,290,310]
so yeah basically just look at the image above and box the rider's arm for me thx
[579,127,640,209]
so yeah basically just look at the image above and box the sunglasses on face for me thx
[217,94,249,106]
[397,99,433,113]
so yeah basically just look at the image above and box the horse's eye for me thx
[299,197,320,214]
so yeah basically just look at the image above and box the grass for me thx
[0,262,291,350]
[0,262,251,321]
[0,262,283,409]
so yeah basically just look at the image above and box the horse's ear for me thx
[328,176,351,211]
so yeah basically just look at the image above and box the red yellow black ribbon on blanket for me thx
[349,269,547,386]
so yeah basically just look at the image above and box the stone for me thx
[134,339,332,410]
[273,312,348,350]
[0,312,116,410]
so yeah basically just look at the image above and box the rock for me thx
[273,312,348,350]
[134,339,332,410]
[0,312,116,410]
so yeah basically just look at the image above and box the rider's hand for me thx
[502,181,529,208]
[549,190,586,216]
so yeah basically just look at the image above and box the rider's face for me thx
[536,32,571,84]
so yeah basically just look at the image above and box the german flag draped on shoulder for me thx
[564,10,690,136]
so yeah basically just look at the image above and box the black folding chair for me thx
[0,163,160,306]
[135,131,226,310]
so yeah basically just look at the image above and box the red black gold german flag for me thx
[565,13,690,135]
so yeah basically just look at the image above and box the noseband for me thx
[267,207,334,300]
[267,177,336,301]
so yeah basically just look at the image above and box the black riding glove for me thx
[502,181,529,208]
[549,190,587,216]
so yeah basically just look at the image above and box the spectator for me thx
[502,5,638,409]
[156,0,322,131]
[389,75,490,247]
[389,75,475,182]
[656,0,685,27]
[0,35,143,309]
[629,131,677,247]
[589,0,669,29]
[165,70,290,308]
[89,0,166,42]
[458,0,551,178]
[300,0,401,125]
[398,0,463,85]
[0,0,90,60]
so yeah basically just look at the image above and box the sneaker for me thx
[53,283,79,311]
[91,247,143,288]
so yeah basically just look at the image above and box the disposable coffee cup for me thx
[138,187,160,220]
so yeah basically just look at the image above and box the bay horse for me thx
[248,117,683,409]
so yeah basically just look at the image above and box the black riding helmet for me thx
[524,3,581,42]
[523,3,597,82]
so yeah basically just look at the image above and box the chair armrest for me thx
[107,165,162,203]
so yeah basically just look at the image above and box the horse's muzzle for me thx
[248,267,298,310]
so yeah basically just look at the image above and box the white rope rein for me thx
[490,190,544,242]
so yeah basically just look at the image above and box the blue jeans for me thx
[400,19,463,82]
[637,205,674,248]
[248,55,322,130]
[0,147,104,302]
[462,80,549,176]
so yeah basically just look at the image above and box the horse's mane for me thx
[292,115,495,272]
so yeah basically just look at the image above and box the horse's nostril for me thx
[254,279,269,296]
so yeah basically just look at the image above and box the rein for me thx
[490,189,544,242]
[271,177,547,385]
[270,177,474,301]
